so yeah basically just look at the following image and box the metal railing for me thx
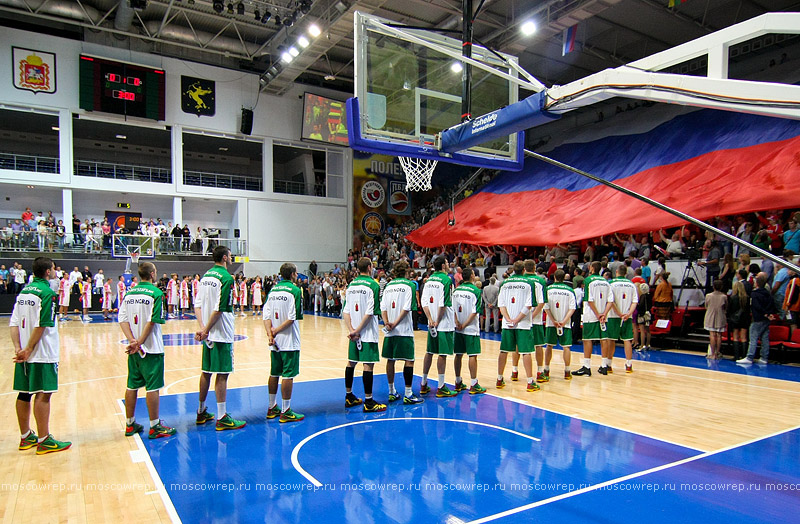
[184,171,262,192]
[74,160,171,183]
[274,180,306,195]
[0,152,59,173]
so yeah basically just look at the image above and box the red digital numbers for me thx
[105,73,121,83]
[112,90,137,101]
[126,77,142,87]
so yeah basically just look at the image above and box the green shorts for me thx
[127,353,165,391]
[202,341,234,374]
[348,341,380,362]
[426,331,454,355]
[14,362,58,393]
[583,322,601,341]
[531,324,546,347]
[546,327,573,347]
[382,337,416,361]
[454,332,481,355]
[606,318,621,340]
[270,350,299,378]
[618,319,634,341]
[500,329,534,354]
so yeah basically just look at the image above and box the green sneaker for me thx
[36,434,72,455]
[469,383,487,395]
[387,393,400,403]
[215,414,246,431]
[19,431,38,450]
[436,385,457,398]
[266,405,281,419]
[419,384,431,395]
[454,381,468,393]
[279,408,305,423]
[403,394,424,405]
[148,422,176,439]
[125,421,144,437]
[196,408,215,425]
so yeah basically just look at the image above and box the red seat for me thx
[782,329,800,350]
[769,325,790,348]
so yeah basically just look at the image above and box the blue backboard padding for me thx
[346,97,524,171]
[440,91,559,153]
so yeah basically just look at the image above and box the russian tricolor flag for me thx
[562,24,577,56]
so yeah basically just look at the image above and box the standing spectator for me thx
[93,269,106,293]
[55,220,66,250]
[101,220,112,250]
[698,240,722,293]
[783,269,800,337]
[727,281,751,360]
[0,264,8,283]
[14,263,27,295]
[171,223,182,253]
[704,280,727,359]
[737,273,779,364]
[784,218,800,255]
[21,207,33,223]
[719,253,735,291]
[481,276,499,333]
[636,283,652,350]
[181,224,191,251]
[308,260,318,278]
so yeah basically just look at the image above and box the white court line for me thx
[465,422,800,524]
[633,366,800,394]
[162,375,199,395]
[292,417,541,487]
[117,398,181,524]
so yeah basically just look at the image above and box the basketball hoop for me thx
[399,156,437,191]
[130,252,140,265]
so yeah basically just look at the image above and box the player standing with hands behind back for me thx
[194,246,246,431]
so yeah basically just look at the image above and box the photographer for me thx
[698,239,721,293]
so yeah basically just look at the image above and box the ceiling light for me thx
[297,35,310,48]
[261,10,271,23]
[227,3,234,15]
[274,15,282,26]
[281,51,293,63]
[219,147,229,151]
[254,9,260,20]
[288,46,299,57]
[300,1,311,14]
[116,134,127,139]
[259,75,267,86]
[236,1,244,15]
[51,126,60,131]
[283,16,293,27]
[212,0,223,13]
[308,24,321,37]
[324,74,335,81]
[27,185,35,189]
[450,61,463,73]
[521,20,536,36]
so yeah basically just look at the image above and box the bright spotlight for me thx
[450,61,463,73]
[281,51,293,63]
[308,24,321,37]
[298,36,310,48]
[521,20,536,36]
[288,46,299,57]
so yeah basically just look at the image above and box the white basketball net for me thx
[399,156,437,191]
[130,252,140,264]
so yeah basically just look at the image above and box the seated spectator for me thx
[653,272,673,320]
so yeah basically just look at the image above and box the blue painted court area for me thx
[135,377,705,523]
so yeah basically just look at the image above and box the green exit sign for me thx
[117,203,131,209]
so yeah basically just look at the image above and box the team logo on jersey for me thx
[355,304,359,312]
[21,318,25,329]
[361,180,385,208]
[429,297,434,303]
[275,312,279,320]
[556,302,560,308]
[623,294,626,300]
[511,297,516,304]
[458,305,463,312]
[134,315,139,325]
[392,301,396,308]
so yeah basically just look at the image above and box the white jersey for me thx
[239,281,248,307]
[380,278,416,338]
[10,278,59,363]
[453,282,482,336]
[544,282,577,327]
[117,281,127,304]
[94,273,105,290]
[102,282,113,309]
[263,281,303,351]
[527,274,547,325]
[81,281,92,309]
[252,282,263,306]
[59,278,70,307]
[192,279,200,304]
[118,282,166,354]
[167,279,179,306]
[421,272,455,332]
[608,278,638,318]
[197,265,235,343]
[342,275,381,344]
[180,280,190,309]
[498,275,533,330]
[581,275,614,323]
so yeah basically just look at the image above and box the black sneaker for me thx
[572,366,592,377]
[598,366,608,375]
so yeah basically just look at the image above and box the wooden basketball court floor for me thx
[2,312,800,522]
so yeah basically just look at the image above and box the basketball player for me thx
[380,261,424,405]
[117,275,127,311]
[102,278,113,320]
[264,263,304,423]
[191,274,200,309]
[119,262,176,439]
[251,276,263,316]
[194,246,246,430]
[79,275,92,323]
[544,270,577,379]
[419,255,458,398]
[232,275,241,316]
[524,260,548,383]
[167,274,179,319]
[573,261,614,377]
[239,278,248,317]
[342,257,387,412]
[58,274,70,321]
[608,265,638,373]
[179,275,190,318]
[11,257,71,454]
[497,261,539,391]
[452,267,487,394]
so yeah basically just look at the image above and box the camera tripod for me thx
[676,258,703,305]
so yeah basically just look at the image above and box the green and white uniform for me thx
[119,282,167,391]
[421,271,455,355]
[343,275,381,362]
[608,277,638,341]
[197,265,235,373]
[498,275,534,353]
[581,274,613,341]
[11,277,59,393]
[526,274,547,347]
[453,281,483,355]
[264,280,303,378]
[380,277,417,361]
[544,282,577,347]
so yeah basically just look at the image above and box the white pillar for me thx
[707,43,729,79]
[173,196,183,227]
[62,189,73,245]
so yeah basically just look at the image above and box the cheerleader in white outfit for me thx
[251,276,263,316]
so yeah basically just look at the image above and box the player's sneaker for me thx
[510,371,519,381]
[196,408,215,425]
[544,369,550,380]
[387,393,401,403]
[215,414,246,431]
[536,372,549,383]
[363,400,387,413]
[280,409,305,423]
[125,421,143,437]
[572,366,592,377]
[266,405,281,419]
[19,432,38,450]
[454,381,468,393]
[345,393,363,408]
[148,422,176,439]
[469,383,487,395]
[436,385,457,398]
[526,382,541,392]
[607,366,614,374]
[564,371,572,380]
[625,363,633,374]
[35,435,71,455]
[403,394,424,405]
[598,366,609,376]
[496,378,506,389]
[419,384,431,395]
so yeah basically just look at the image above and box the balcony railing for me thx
[184,171,262,192]
[74,160,171,183]
[0,152,59,173]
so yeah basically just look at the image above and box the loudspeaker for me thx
[234,229,240,238]
[240,108,253,135]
